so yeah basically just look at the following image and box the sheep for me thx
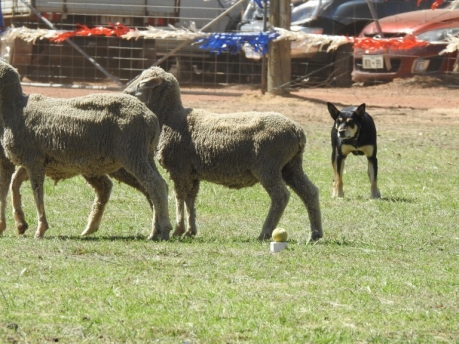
[123,67,323,241]
[0,151,15,234]
[0,59,172,239]
[8,165,153,237]
[0,150,154,237]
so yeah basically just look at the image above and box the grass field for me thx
[0,116,458,343]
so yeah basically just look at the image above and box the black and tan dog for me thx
[327,102,381,199]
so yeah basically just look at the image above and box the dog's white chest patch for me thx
[341,144,374,157]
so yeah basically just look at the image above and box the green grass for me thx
[1,121,458,343]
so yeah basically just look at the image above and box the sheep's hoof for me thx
[172,226,185,237]
[147,234,159,241]
[311,230,323,241]
[34,232,44,239]
[16,223,29,235]
[258,233,271,241]
[147,229,162,241]
[161,231,170,241]
[184,230,196,238]
[147,232,170,241]
[81,227,98,236]
[370,190,381,199]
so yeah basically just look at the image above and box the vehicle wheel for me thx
[333,43,353,88]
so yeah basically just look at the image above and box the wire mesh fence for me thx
[1,0,459,91]
[1,0,260,90]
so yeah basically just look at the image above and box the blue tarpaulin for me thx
[0,0,4,31]
[196,31,279,55]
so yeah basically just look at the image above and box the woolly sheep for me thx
[123,67,323,241]
[0,59,172,239]
[0,152,15,234]
[7,164,153,237]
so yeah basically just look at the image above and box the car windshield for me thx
[246,0,455,26]
[291,1,322,24]
[244,0,334,24]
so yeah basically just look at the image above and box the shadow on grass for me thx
[38,234,306,245]
[58,235,149,242]
[352,195,415,203]
[319,238,357,247]
[36,234,264,244]
[14,232,341,246]
[379,196,415,203]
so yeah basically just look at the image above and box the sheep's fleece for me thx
[124,67,323,241]
[0,59,172,239]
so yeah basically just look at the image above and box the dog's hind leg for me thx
[332,154,346,198]
[367,156,381,199]
[283,155,323,241]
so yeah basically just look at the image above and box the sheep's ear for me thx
[354,103,366,117]
[126,72,142,87]
[139,76,163,90]
[327,102,341,120]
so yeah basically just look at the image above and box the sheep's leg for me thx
[126,161,172,241]
[0,157,15,235]
[173,193,186,237]
[282,159,323,241]
[147,156,161,239]
[172,179,199,237]
[257,175,290,240]
[109,168,153,208]
[184,180,199,237]
[10,166,30,235]
[26,167,48,239]
[80,175,113,236]
[110,167,158,236]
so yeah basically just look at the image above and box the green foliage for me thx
[0,122,458,343]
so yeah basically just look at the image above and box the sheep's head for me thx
[0,58,22,89]
[124,67,182,115]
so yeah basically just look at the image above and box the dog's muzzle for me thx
[338,129,348,138]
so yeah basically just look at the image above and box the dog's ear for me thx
[327,102,341,120]
[355,103,366,117]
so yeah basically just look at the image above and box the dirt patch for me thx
[22,76,459,129]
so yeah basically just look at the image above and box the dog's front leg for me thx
[367,156,381,199]
[332,154,346,198]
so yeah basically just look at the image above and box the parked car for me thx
[239,0,447,87]
[353,8,459,85]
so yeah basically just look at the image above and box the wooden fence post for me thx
[268,0,291,95]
